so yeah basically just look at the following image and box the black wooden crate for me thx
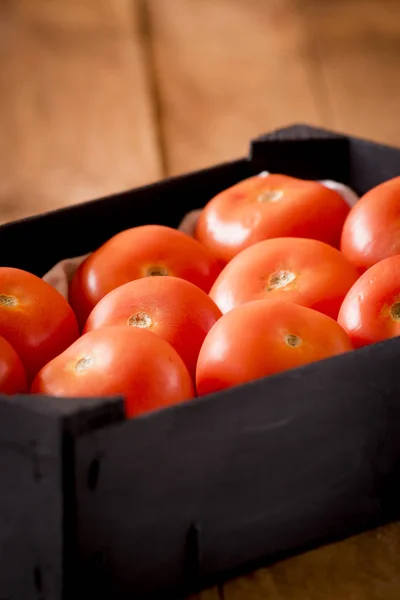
[2,125,400,600]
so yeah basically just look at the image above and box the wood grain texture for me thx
[0,0,161,224]
[188,586,222,600]
[294,0,400,147]
[222,523,400,600]
[148,0,326,175]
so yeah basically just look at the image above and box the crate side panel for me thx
[349,138,400,195]
[0,159,250,276]
[0,396,64,600]
[72,337,400,598]
[249,124,350,183]
[0,393,123,600]
[254,123,346,142]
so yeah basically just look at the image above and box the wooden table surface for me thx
[2,1,400,598]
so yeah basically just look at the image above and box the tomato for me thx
[70,225,222,328]
[209,237,360,319]
[341,176,400,270]
[0,268,79,382]
[337,254,400,348]
[84,276,221,378]
[0,335,27,394]
[196,299,352,395]
[195,173,350,262]
[31,326,194,419]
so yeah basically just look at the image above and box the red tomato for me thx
[196,299,352,395]
[84,276,221,378]
[0,268,79,382]
[0,335,27,394]
[195,173,350,262]
[337,254,400,348]
[31,326,194,419]
[209,237,360,319]
[70,225,222,328]
[341,176,400,270]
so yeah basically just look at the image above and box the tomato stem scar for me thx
[146,266,169,277]
[285,334,302,348]
[128,312,153,328]
[0,294,18,307]
[266,270,296,291]
[75,356,94,373]
[257,189,284,203]
[391,302,400,321]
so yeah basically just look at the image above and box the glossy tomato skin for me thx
[341,176,400,270]
[70,225,222,328]
[0,334,27,394]
[0,268,79,382]
[195,173,350,262]
[209,237,360,319]
[196,299,352,396]
[337,254,400,348]
[84,276,222,378]
[31,326,194,419]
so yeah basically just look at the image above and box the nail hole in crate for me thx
[183,523,201,591]
[87,456,101,491]
[33,566,43,598]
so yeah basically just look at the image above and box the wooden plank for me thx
[299,0,400,147]
[0,0,162,225]
[148,0,326,175]
[223,522,400,600]
[188,587,222,600]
